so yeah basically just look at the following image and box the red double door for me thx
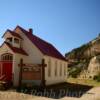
[0,61,12,82]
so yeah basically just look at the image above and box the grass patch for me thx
[67,78,100,87]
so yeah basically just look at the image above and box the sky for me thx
[0,0,100,55]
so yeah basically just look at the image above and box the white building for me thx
[0,26,67,87]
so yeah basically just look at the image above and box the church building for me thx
[0,26,67,87]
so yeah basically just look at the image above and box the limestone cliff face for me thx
[78,56,100,79]
[88,56,100,78]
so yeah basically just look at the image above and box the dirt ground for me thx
[16,83,92,99]
[0,91,74,100]
[0,87,100,100]
[0,91,78,100]
[0,83,99,100]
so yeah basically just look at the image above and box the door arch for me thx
[1,53,13,61]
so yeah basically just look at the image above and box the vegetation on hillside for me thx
[66,35,100,78]
[65,36,100,60]
[94,73,100,82]
[68,60,90,78]
[65,43,91,60]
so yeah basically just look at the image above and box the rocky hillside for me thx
[65,34,100,78]
[65,35,100,61]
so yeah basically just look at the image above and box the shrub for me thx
[94,73,100,82]
[93,75,98,80]
[69,67,82,78]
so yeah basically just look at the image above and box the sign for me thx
[22,64,41,72]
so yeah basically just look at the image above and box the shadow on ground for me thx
[17,82,93,99]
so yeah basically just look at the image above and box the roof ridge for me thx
[15,25,29,33]
[15,25,52,45]
[32,35,66,59]
[14,25,66,61]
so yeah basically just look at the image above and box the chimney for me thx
[29,28,33,34]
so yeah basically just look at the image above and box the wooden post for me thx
[41,59,46,87]
[19,59,23,87]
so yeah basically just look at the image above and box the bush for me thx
[94,73,100,82]
[93,75,98,80]
[69,67,82,78]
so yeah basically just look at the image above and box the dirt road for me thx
[0,87,100,100]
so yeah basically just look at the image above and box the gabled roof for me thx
[1,42,28,56]
[15,26,66,61]
[2,29,23,39]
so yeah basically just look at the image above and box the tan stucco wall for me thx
[44,56,67,85]
[14,28,68,85]
[13,53,27,86]
[14,28,44,64]
[3,31,13,40]
[13,28,44,86]
[0,44,14,57]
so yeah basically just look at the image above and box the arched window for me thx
[1,53,13,61]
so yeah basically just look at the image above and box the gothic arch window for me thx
[1,53,13,61]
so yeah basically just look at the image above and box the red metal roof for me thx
[15,26,66,61]
[5,42,28,56]
[2,29,23,39]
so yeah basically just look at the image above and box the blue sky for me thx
[0,0,100,55]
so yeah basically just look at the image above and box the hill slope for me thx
[65,35,100,60]
[65,34,100,78]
